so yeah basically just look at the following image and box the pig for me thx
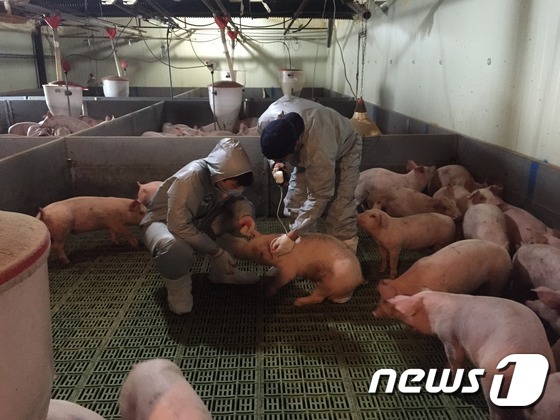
[462,203,509,251]
[233,230,365,306]
[7,121,37,136]
[354,160,436,207]
[379,290,556,420]
[524,372,560,420]
[510,244,560,299]
[37,196,146,264]
[432,184,470,218]
[357,208,456,279]
[39,112,91,133]
[119,359,211,420]
[427,164,485,195]
[373,239,512,317]
[366,186,462,220]
[162,122,201,136]
[136,181,163,207]
[525,286,560,335]
[47,399,106,420]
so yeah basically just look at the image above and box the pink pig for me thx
[233,230,365,306]
[47,399,106,420]
[432,184,470,219]
[354,160,435,206]
[525,286,560,335]
[510,244,560,299]
[380,290,556,420]
[427,164,485,195]
[136,181,163,207]
[357,208,455,279]
[119,359,211,420]
[37,196,146,264]
[366,186,462,220]
[462,203,509,251]
[373,239,512,317]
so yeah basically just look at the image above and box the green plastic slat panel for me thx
[48,221,489,419]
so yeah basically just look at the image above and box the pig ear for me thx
[129,199,141,211]
[378,280,397,300]
[406,160,418,171]
[380,212,389,228]
[373,200,382,209]
[533,287,560,312]
[389,296,422,318]
[137,181,142,187]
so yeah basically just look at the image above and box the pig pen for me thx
[1,97,560,419]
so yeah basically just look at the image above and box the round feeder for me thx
[208,80,244,132]
[102,75,130,97]
[0,211,53,420]
[43,83,83,116]
[279,69,305,97]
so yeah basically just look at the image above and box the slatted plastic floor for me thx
[48,218,488,419]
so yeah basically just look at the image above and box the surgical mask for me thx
[216,181,244,197]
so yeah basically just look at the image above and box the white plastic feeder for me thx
[102,76,130,97]
[43,83,83,116]
[0,211,53,420]
[279,68,305,97]
[208,80,244,132]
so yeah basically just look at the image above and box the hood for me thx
[204,138,252,182]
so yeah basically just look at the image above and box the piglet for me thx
[427,164,485,195]
[136,181,163,207]
[525,286,560,335]
[462,203,509,251]
[37,196,146,264]
[380,290,556,420]
[47,399,106,420]
[432,184,470,218]
[510,244,560,299]
[7,121,37,136]
[39,112,91,134]
[357,208,455,279]
[233,231,365,306]
[367,186,462,220]
[354,161,435,207]
[373,239,512,317]
[119,359,211,420]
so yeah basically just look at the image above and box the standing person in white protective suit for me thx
[141,138,260,315]
[258,95,363,255]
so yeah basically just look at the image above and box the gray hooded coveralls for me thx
[258,96,363,240]
[140,138,255,280]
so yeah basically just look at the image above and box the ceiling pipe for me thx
[283,0,312,36]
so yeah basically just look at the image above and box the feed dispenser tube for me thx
[208,80,244,133]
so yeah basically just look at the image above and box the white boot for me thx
[343,236,359,253]
[209,262,260,285]
[163,275,193,315]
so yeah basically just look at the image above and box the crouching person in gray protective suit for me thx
[141,138,260,315]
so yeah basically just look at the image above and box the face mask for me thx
[216,181,244,197]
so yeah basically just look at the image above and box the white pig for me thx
[233,230,365,306]
[427,164,485,195]
[525,286,560,335]
[380,290,556,420]
[37,196,146,264]
[47,399,106,420]
[432,184,470,219]
[39,112,91,133]
[366,186,462,220]
[510,244,560,299]
[354,160,436,206]
[119,359,211,420]
[136,181,163,207]
[7,121,37,136]
[462,203,509,251]
[357,208,456,279]
[373,239,512,317]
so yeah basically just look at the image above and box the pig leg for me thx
[108,226,139,248]
[388,247,402,279]
[265,269,295,298]
[52,239,70,265]
[378,245,389,273]
[443,340,465,373]
[294,287,329,307]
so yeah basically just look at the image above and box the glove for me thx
[211,248,237,275]
[238,215,257,237]
[270,234,295,256]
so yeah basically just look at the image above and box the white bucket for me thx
[102,76,129,97]
[43,84,83,116]
[0,211,53,420]
[279,69,305,97]
[208,81,244,132]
